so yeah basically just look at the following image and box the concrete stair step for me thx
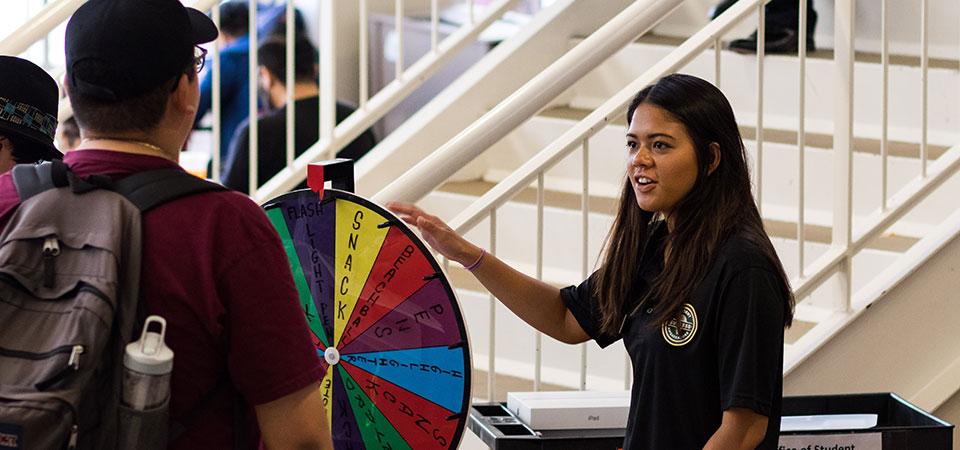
[461,109,960,236]
[560,39,960,141]
[635,33,960,70]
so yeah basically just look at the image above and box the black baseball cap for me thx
[0,56,62,161]
[65,0,218,102]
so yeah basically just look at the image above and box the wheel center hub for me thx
[324,347,340,365]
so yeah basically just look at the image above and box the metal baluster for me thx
[248,0,258,195]
[920,0,929,176]
[798,0,807,277]
[395,0,404,80]
[714,37,722,88]
[488,210,497,402]
[833,0,855,312]
[580,140,589,391]
[211,3,222,181]
[360,0,369,107]
[881,0,889,210]
[755,2,765,213]
[624,354,631,391]
[431,0,439,52]
[319,0,336,159]
[41,0,50,68]
[285,0,295,169]
[358,0,370,109]
[535,172,544,391]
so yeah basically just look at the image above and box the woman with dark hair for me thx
[388,73,793,450]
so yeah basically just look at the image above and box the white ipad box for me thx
[505,390,631,430]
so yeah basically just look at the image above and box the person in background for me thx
[58,116,81,152]
[261,3,308,40]
[0,56,63,172]
[710,0,817,54]
[223,37,377,194]
[0,0,334,447]
[195,0,251,166]
[389,73,793,450]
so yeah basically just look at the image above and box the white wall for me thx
[784,216,960,424]
[934,391,960,450]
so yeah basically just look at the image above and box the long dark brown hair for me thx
[594,73,793,333]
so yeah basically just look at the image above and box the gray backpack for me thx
[0,161,224,449]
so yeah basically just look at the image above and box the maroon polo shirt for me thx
[0,150,324,449]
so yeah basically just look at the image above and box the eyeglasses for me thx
[169,46,209,92]
[193,46,208,73]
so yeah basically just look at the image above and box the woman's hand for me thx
[386,202,481,266]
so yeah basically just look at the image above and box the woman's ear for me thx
[707,142,721,175]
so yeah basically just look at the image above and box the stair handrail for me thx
[440,0,766,235]
[371,0,688,205]
[0,0,86,57]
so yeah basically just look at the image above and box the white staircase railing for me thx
[2,0,529,199]
[377,0,960,401]
[0,0,87,57]
[372,0,686,204]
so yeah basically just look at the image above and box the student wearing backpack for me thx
[0,0,332,448]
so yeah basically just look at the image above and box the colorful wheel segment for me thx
[264,189,471,450]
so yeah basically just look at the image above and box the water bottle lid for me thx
[124,315,174,375]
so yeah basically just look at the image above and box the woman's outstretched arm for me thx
[388,202,590,344]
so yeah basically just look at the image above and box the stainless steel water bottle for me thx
[122,315,173,410]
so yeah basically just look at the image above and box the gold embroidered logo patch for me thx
[662,303,698,346]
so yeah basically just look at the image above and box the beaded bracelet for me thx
[463,249,486,272]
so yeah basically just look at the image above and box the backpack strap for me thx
[11,160,70,202]
[111,169,227,212]
[107,170,239,447]
[12,162,226,213]
[108,169,236,444]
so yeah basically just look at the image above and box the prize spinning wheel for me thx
[262,161,471,450]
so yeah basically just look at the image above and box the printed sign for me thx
[779,432,882,450]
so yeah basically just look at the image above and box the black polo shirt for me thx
[561,222,786,450]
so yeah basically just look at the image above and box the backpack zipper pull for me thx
[68,345,84,370]
[67,424,78,449]
[34,345,85,391]
[42,236,60,288]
